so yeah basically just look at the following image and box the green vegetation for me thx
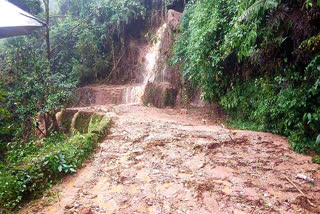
[173,0,320,153]
[313,155,320,164]
[0,113,111,211]
[0,84,11,152]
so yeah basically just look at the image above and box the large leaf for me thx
[316,134,320,144]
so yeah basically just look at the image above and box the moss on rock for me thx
[56,109,79,134]
[71,111,93,134]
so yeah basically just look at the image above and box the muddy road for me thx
[23,104,320,214]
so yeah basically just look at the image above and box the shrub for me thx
[220,62,320,153]
[0,115,111,211]
[313,155,320,164]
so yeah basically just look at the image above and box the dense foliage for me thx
[0,114,111,211]
[0,83,11,156]
[1,36,74,139]
[173,0,320,153]
[0,0,319,210]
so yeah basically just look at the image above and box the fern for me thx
[239,0,280,22]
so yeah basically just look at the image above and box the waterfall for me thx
[124,23,168,104]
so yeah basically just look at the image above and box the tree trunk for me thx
[44,113,49,137]
[43,0,51,63]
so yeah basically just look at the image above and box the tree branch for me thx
[51,12,94,53]
[50,15,74,19]
[51,3,110,53]
[107,51,126,80]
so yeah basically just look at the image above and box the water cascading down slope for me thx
[124,23,168,104]
[75,23,169,106]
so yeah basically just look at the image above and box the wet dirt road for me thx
[23,105,320,214]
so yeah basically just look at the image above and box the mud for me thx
[22,104,320,214]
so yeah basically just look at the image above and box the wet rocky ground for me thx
[23,105,320,214]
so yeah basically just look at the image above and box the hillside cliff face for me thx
[75,10,185,108]
[142,10,183,108]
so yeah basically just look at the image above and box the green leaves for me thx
[0,83,12,147]
[316,134,320,144]
[238,0,280,22]
[43,152,77,174]
[305,0,320,8]
[173,0,280,101]
[0,115,111,211]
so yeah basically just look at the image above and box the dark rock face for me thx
[142,10,183,108]
[143,82,178,108]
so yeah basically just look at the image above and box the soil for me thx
[22,97,320,214]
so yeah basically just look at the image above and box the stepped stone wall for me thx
[56,110,105,135]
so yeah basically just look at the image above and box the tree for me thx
[1,35,74,138]
[8,0,43,14]
[0,83,11,156]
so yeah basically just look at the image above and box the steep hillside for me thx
[173,0,320,155]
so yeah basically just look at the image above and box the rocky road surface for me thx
[23,104,320,214]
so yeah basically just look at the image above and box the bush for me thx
[220,62,320,153]
[0,114,111,211]
[313,155,320,164]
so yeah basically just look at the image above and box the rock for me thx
[91,204,99,209]
[208,143,219,149]
[202,119,207,125]
[143,82,178,108]
[65,204,74,210]
[168,10,182,31]
[74,202,79,209]
[80,208,93,214]
[87,194,98,199]
[180,109,188,114]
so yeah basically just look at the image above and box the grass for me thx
[225,118,265,133]
[312,156,320,164]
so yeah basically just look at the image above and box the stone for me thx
[180,109,188,114]
[80,208,93,214]
[168,10,182,31]
[143,82,178,108]
[87,194,98,199]
[65,204,74,210]
[74,202,79,209]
